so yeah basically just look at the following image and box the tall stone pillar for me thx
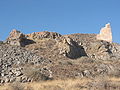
[97,23,112,43]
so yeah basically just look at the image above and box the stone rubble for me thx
[0,44,52,83]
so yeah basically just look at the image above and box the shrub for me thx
[23,66,51,82]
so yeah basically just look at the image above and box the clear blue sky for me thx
[0,0,120,43]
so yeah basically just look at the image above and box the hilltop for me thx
[0,23,120,89]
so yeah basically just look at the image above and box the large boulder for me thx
[55,36,87,59]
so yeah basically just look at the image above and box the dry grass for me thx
[0,77,120,90]
[0,78,91,90]
[23,66,51,82]
[24,78,91,90]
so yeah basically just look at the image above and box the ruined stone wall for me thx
[97,23,112,43]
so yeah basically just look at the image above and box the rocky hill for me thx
[0,23,120,85]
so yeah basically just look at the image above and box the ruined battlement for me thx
[96,23,112,43]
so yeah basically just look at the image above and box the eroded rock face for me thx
[7,29,26,46]
[86,41,113,60]
[56,36,87,59]
[67,33,120,60]
[6,30,62,47]
[26,31,61,40]
[97,23,112,43]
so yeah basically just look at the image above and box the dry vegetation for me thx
[0,77,120,90]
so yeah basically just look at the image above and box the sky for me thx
[0,0,120,43]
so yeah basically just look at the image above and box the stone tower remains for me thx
[97,23,112,43]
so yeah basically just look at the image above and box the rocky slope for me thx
[0,25,120,84]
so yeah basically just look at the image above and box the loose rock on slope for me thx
[0,44,52,83]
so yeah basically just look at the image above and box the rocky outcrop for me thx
[67,33,120,60]
[97,23,112,43]
[55,36,87,59]
[111,43,120,59]
[7,29,26,46]
[26,31,61,40]
[86,41,113,60]
[6,30,61,46]
[6,30,87,59]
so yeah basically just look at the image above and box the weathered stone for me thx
[5,78,10,83]
[21,76,28,83]
[97,23,112,43]
[15,71,22,77]
[26,31,61,40]
[56,36,87,59]
[1,73,5,77]
[67,33,119,60]
[9,77,16,83]
[0,79,5,83]
[7,29,26,46]
[83,70,91,77]
[85,41,113,60]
